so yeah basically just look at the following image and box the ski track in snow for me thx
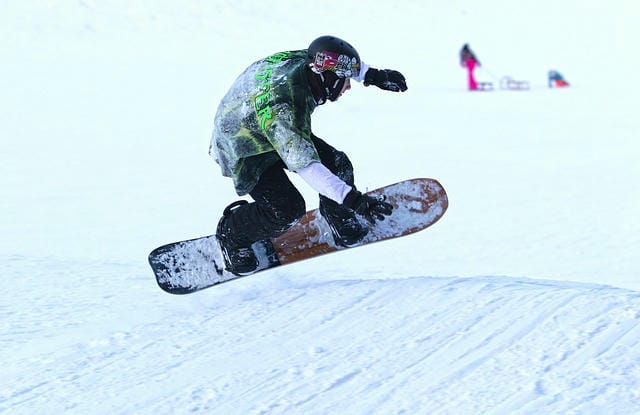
[3,258,640,415]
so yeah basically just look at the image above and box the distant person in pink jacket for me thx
[460,44,481,90]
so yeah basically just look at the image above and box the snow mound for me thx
[4,258,639,414]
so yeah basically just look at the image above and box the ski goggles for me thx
[311,51,360,78]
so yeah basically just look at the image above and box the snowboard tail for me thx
[149,178,448,294]
[149,234,229,294]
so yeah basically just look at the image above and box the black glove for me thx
[364,68,408,92]
[343,189,394,223]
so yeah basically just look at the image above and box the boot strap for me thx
[223,200,249,216]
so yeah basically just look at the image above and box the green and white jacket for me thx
[209,50,320,196]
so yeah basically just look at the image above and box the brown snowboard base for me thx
[149,178,448,294]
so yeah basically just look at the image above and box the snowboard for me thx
[149,178,448,294]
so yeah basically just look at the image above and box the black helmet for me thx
[307,35,361,79]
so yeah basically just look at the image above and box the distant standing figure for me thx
[548,70,569,88]
[460,43,481,90]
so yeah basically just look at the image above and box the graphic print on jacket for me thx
[210,50,320,195]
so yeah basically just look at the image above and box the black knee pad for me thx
[311,134,355,186]
[331,150,355,185]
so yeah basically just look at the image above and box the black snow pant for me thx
[218,134,359,249]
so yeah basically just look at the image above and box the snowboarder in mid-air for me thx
[209,35,408,275]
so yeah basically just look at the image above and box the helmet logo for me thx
[312,50,359,78]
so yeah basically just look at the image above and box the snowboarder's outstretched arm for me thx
[363,67,408,92]
[352,62,408,92]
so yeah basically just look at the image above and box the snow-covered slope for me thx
[2,1,639,414]
[4,258,640,414]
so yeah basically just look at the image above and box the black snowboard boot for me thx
[216,200,259,276]
[319,196,368,247]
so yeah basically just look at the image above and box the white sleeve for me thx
[352,62,370,83]
[296,162,353,204]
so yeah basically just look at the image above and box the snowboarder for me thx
[209,35,408,275]
[460,43,481,90]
